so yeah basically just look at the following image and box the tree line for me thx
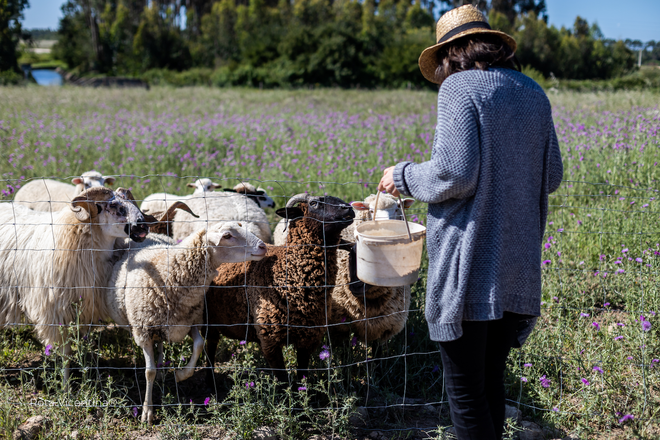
[0,0,642,87]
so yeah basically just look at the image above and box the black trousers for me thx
[438,312,520,440]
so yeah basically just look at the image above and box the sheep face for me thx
[252,191,276,209]
[351,194,415,222]
[205,221,268,266]
[187,178,221,194]
[276,195,355,235]
[113,188,157,243]
[72,171,115,191]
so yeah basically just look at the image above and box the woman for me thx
[378,5,563,440]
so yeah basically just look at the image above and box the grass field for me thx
[0,86,659,439]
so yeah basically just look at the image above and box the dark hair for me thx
[434,34,520,85]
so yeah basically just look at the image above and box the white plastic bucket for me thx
[355,219,426,287]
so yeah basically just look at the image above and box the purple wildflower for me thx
[523,363,532,367]
[319,349,330,361]
[521,377,528,383]
[239,340,246,345]
[593,366,604,374]
[581,378,590,386]
[580,312,590,318]
[642,320,651,332]
[298,386,307,391]
[44,344,52,356]
[592,322,600,331]
[539,375,551,388]
[204,397,210,406]
[132,407,138,418]
[618,414,634,424]
[615,336,624,340]
[351,336,357,347]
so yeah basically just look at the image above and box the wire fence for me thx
[0,174,659,438]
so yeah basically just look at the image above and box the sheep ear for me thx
[187,183,196,188]
[276,207,303,219]
[211,184,222,190]
[70,195,99,222]
[351,201,370,211]
[253,190,265,195]
[72,177,83,185]
[401,198,415,209]
[223,188,237,193]
[103,177,115,186]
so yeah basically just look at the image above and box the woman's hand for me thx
[377,166,400,197]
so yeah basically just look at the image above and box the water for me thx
[31,69,63,86]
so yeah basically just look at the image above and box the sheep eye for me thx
[310,201,318,208]
[259,197,266,201]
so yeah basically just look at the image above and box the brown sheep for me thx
[204,194,355,385]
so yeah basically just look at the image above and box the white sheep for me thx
[0,187,149,383]
[170,188,273,244]
[13,171,115,212]
[106,221,267,424]
[139,178,222,216]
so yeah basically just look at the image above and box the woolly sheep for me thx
[170,187,273,244]
[13,171,115,212]
[204,194,355,386]
[329,249,411,345]
[139,178,222,216]
[107,221,267,424]
[273,193,414,245]
[0,187,149,383]
[328,194,416,345]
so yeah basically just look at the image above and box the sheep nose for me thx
[258,243,267,250]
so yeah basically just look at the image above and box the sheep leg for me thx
[155,342,164,381]
[296,347,312,383]
[262,345,288,384]
[141,343,157,424]
[175,327,203,382]
[204,325,220,389]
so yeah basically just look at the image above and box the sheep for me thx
[223,182,276,209]
[204,193,355,386]
[139,178,222,216]
[13,170,115,212]
[273,193,416,345]
[328,194,416,345]
[273,193,415,245]
[328,249,411,345]
[170,187,273,244]
[106,221,267,424]
[0,187,150,383]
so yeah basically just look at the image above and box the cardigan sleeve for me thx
[546,116,564,194]
[392,88,480,204]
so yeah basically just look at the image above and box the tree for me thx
[0,0,29,72]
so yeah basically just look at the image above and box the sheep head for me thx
[187,178,221,193]
[205,221,268,267]
[351,194,415,222]
[224,182,276,209]
[276,194,354,237]
[71,170,115,195]
[70,187,116,222]
[113,188,161,242]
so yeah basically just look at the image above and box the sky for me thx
[22,0,660,43]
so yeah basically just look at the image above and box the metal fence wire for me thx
[0,174,658,437]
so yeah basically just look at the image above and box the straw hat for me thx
[418,4,517,84]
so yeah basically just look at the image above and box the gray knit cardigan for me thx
[393,67,564,344]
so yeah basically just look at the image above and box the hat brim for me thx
[418,29,517,84]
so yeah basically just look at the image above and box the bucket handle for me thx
[372,191,413,242]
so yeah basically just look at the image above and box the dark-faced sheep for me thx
[204,194,355,385]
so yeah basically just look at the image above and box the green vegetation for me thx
[45,0,638,88]
[0,88,659,438]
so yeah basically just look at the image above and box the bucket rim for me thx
[355,219,426,242]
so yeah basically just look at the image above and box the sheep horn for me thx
[285,193,308,208]
[148,202,199,236]
[70,187,114,222]
[114,187,139,208]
